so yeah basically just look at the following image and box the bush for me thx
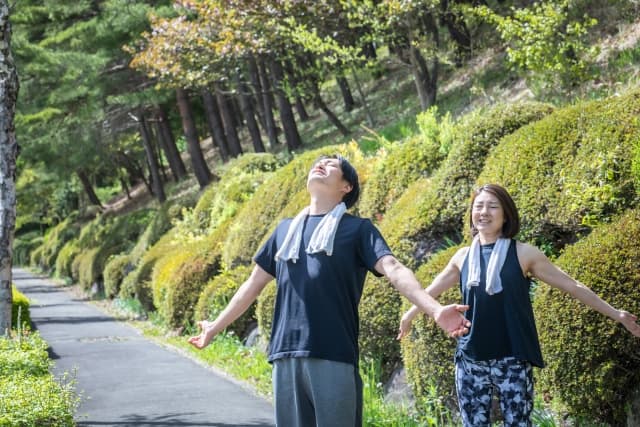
[12,232,42,267]
[103,254,134,299]
[0,332,78,426]
[55,238,80,282]
[35,215,81,273]
[479,90,640,252]
[358,108,450,220]
[195,264,254,337]
[11,285,31,330]
[534,208,640,425]
[400,245,463,412]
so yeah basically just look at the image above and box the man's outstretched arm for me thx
[188,264,273,349]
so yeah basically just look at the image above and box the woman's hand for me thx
[618,310,640,337]
[397,311,415,340]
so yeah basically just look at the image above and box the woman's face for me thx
[471,190,505,237]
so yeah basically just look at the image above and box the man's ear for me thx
[341,182,353,195]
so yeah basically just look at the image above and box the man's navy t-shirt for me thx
[254,213,392,366]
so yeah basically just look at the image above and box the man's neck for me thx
[308,196,342,215]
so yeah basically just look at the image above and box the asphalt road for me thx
[13,268,275,427]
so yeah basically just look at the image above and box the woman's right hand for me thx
[397,312,415,340]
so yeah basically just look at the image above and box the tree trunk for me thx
[0,0,18,334]
[257,56,279,148]
[246,55,268,131]
[77,170,103,208]
[235,71,265,153]
[283,59,310,122]
[154,106,186,181]
[117,151,150,193]
[202,89,230,161]
[294,97,310,121]
[336,75,356,112]
[138,113,166,203]
[440,0,471,67]
[409,45,439,110]
[268,57,302,150]
[311,83,350,136]
[214,82,242,158]
[351,67,376,127]
[175,88,212,188]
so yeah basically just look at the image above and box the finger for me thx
[455,304,470,313]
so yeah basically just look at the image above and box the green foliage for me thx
[72,209,154,290]
[103,254,134,299]
[358,107,449,220]
[479,90,640,251]
[55,238,80,281]
[400,246,462,412]
[534,208,640,425]
[476,0,598,90]
[633,132,640,194]
[31,215,81,273]
[13,233,43,267]
[383,101,553,267]
[151,233,221,329]
[0,332,78,426]
[195,264,254,337]
[11,286,31,330]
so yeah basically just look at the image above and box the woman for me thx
[397,184,640,426]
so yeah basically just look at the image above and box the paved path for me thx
[13,268,275,427]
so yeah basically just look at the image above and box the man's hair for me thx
[315,154,360,209]
[468,184,520,238]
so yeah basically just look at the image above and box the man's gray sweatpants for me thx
[272,357,361,427]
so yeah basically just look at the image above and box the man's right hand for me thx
[188,320,215,349]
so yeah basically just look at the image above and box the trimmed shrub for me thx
[11,285,31,330]
[534,208,640,425]
[35,215,81,273]
[0,332,78,426]
[479,90,640,252]
[400,245,463,412]
[13,233,42,267]
[358,108,450,221]
[74,209,153,291]
[55,238,80,281]
[358,102,552,377]
[195,264,254,337]
[103,254,134,299]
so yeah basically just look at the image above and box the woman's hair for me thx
[314,154,360,209]
[469,184,520,238]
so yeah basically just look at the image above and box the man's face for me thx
[307,157,352,196]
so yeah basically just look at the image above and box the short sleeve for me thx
[358,219,393,277]
[253,222,285,277]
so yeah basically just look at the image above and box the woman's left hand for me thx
[618,310,640,337]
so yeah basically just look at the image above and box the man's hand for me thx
[188,320,216,349]
[434,304,470,338]
[397,311,415,340]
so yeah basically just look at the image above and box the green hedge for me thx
[30,215,80,274]
[12,232,42,267]
[194,264,254,337]
[534,208,640,425]
[358,108,449,220]
[400,245,462,412]
[0,332,78,426]
[479,90,640,252]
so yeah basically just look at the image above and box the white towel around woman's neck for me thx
[466,236,510,295]
[275,202,347,263]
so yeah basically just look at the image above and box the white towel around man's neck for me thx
[466,236,510,295]
[275,202,347,263]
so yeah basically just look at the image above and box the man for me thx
[189,154,470,426]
